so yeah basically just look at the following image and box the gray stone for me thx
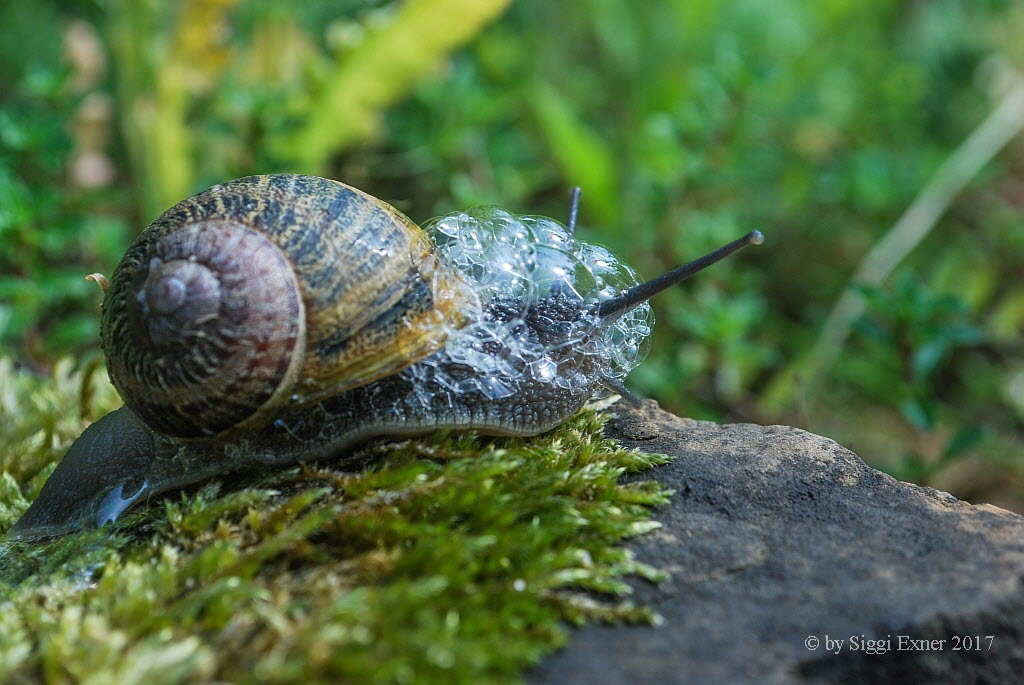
[532,401,1024,684]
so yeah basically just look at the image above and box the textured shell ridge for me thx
[101,174,473,437]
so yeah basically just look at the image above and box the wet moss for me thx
[0,359,670,683]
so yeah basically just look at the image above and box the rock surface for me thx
[532,401,1024,684]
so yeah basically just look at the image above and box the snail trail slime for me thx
[11,174,762,538]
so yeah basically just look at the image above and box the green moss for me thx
[0,359,671,683]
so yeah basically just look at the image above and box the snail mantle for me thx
[533,400,1024,685]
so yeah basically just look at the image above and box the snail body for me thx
[11,174,762,538]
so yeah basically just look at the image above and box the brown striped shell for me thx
[101,174,475,439]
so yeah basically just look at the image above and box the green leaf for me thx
[271,0,513,170]
[528,81,620,225]
[900,396,935,432]
[941,426,984,464]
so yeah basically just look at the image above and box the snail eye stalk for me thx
[566,186,582,234]
[598,230,764,318]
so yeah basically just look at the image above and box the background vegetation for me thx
[2,0,1023,511]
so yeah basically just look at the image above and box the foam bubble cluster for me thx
[396,206,653,408]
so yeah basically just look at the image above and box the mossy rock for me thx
[0,358,670,683]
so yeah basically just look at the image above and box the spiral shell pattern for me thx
[102,175,473,438]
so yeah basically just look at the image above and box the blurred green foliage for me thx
[1,0,1023,507]
[850,276,987,482]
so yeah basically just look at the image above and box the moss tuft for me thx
[1,359,671,683]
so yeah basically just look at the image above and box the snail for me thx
[10,174,762,538]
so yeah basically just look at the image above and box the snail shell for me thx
[102,175,476,439]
